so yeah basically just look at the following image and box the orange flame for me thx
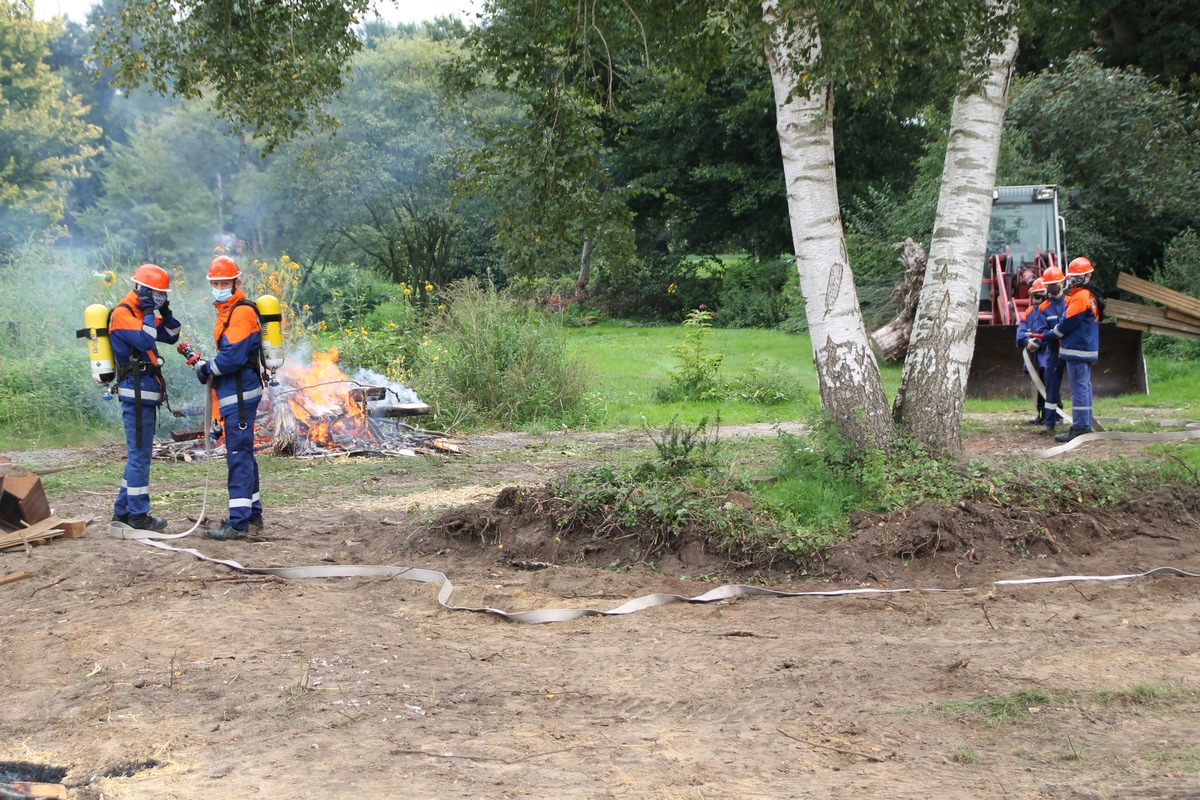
[250,348,381,451]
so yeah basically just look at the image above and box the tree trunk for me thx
[576,235,594,302]
[763,2,895,452]
[893,21,1019,456]
[870,238,928,361]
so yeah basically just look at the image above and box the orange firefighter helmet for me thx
[1067,257,1094,277]
[207,255,242,281]
[131,263,171,292]
[1040,266,1065,285]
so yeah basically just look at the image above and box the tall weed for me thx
[418,278,590,428]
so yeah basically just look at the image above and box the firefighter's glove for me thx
[158,300,172,319]
[1026,339,1040,352]
[137,288,157,311]
[194,360,212,384]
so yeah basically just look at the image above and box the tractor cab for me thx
[967,184,1148,400]
[980,185,1063,326]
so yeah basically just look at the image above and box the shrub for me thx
[418,278,590,428]
[654,308,723,402]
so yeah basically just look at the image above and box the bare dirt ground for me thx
[3,420,1200,799]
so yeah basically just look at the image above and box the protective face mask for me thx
[212,287,233,303]
[152,291,168,308]
[1046,285,1062,297]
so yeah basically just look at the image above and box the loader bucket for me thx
[966,324,1149,400]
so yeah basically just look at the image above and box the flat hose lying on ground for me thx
[1021,349,1200,456]
[104,528,1198,624]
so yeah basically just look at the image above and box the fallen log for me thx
[870,238,927,362]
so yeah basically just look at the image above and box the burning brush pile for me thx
[162,349,460,459]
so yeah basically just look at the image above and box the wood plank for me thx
[1106,299,1200,335]
[1116,319,1200,340]
[1117,272,1200,318]
[9,782,69,800]
[1164,308,1200,328]
[53,517,89,538]
[0,571,33,587]
[0,517,67,550]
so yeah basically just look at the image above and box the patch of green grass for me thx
[952,743,981,765]
[932,683,1200,728]
[933,688,1079,727]
[566,322,816,428]
[1143,744,1200,771]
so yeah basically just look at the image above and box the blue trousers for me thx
[1042,353,1064,429]
[114,401,157,518]
[1066,361,1093,431]
[224,396,263,531]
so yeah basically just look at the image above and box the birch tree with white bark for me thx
[893,7,1020,455]
[762,2,895,452]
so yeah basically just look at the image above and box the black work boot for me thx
[111,513,130,525]
[204,521,246,540]
[127,514,168,532]
[249,514,265,535]
[1054,427,1092,443]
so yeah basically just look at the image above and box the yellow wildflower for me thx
[425,283,433,291]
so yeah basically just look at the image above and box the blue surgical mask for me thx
[212,287,233,303]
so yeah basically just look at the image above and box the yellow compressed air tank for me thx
[78,303,115,384]
[255,295,285,372]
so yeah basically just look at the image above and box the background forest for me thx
[2,0,1199,440]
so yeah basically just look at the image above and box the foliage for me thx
[265,32,499,286]
[711,256,791,329]
[1146,229,1200,360]
[588,253,719,323]
[1,2,101,252]
[77,105,246,266]
[550,416,760,562]
[417,277,590,428]
[1007,53,1200,282]
[656,308,723,402]
[91,0,373,150]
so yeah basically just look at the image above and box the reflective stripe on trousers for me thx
[1066,361,1093,431]
[114,401,157,518]
[224,395,263,530]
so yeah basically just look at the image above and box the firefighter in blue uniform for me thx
[194,256,266,540]
[1016,277,1052,425]
[1029,266,1067,435]
[110,264,181,531]
[1042,257,1103,442]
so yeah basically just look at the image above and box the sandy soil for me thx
[3,421,1199,799]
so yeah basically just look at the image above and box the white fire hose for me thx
[108,378,214,540]
[1022,348,1200,456]
[101,366,1199,623]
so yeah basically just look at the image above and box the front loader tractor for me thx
[965,185,1148,399]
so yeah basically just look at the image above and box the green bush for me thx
[712,256,791,329]
[417,278,591,428]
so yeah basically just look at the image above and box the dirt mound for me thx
[826,490,1200,588]
[418,474,1200,593]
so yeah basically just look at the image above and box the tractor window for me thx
[987,202,1056,268]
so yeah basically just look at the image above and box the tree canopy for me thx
[0,0,100,253]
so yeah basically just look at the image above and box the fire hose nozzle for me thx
[177,341,203,366]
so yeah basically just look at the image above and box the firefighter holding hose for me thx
[193,256,266,540]
[110,264,181,532]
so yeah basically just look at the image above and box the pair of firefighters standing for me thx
[109,256,264,540]
[1017,256,1103,443]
